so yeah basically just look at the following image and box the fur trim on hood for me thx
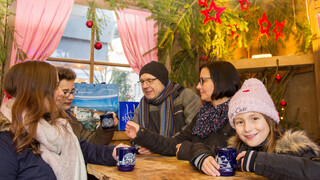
[228,129,320,156]
[0,112,10,132]
[275,130,319,156]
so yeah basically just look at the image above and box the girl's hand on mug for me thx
[112,143,130,160]
[138,147,152,155]
[125,121,140,139]
[175,143,182,156]
[202,156,220,177]
[236,151,246,171]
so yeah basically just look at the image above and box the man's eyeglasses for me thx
[62,90,77,97]
[138,78,157,86]
[199,77,211,85]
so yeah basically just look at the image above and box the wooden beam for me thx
[227,54,314,70]
[308,0,320,129]
[74,0,144,11]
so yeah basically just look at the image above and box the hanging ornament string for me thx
[292,0,296,29]
[269,2,304,35]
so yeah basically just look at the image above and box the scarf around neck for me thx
[192,100,230,138]
[138,81,183,137]
[0,98,87,180]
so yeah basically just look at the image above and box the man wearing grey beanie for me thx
[132,61,201,141]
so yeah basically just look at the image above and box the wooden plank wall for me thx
[308,0,320,140]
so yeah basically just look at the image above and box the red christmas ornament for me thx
[238,0,251,11]
[198,0,208,8]
[280,100,287,107]
[86,20,93,28]
[94,42,102,50]
[273,19,285,42]
[275,74,282,82]
[200,0,227,25]
[258,12,272,38]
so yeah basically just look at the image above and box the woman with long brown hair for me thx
[0,61,126,179]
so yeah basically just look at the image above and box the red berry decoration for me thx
[86,20,93,28]
[280,100,287,107]
[94,42,102,50]
[275,74,282,82]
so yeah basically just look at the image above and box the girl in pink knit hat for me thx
[228,78,320,180]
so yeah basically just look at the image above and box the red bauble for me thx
[86,20,93,28]
[94,42,102,50]
[280,100,287,107]
[275,74,282,82]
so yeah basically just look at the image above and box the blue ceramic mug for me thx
[215,148,239,176]
[100,112,114,129]
[116,147,136,171]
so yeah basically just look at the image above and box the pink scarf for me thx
[1,98,87,180]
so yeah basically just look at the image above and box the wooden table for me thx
[87,154,268,180]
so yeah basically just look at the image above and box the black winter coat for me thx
[229,130,320,180]
[132,113,235,161]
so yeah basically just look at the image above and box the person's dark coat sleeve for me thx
[68,113,115,145]
[252,151,320,180]
[132,121,194,156]
[80,140,117,166]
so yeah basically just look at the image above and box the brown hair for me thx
[57,66,76,81]
[229,115,282,153]
[3,61,66,154]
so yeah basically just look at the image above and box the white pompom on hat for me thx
[228,78,280,128]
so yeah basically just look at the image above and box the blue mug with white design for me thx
[116,147,136,171]
[215,148,238,176]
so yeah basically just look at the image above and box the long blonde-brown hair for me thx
[3,61,67,154]
[229,115,282,153]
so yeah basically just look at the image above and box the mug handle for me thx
[235,157,243,167]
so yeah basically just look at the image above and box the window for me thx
[48,4,143,102]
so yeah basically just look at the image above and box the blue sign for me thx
[119,101,139,131]
[71,83,119,131]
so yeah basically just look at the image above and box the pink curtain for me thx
[116,9,158,74]
[10,0,74,66]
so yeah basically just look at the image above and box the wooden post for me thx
[90,26,95,83]
[307,0,320,127]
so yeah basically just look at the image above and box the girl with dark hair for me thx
[126,61,241,176]
[0,61,127,179]
[227,78,320,179]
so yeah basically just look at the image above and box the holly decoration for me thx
[275,74,282,82]
[94,42,102,50]
[200,0,227,25]
[86,20,93,28]
[280,100,287,107]
[273,19,285,42]
[238,0,251,11]
[258,12,272,38]
[198,0,208,8]
[86,1,106,48]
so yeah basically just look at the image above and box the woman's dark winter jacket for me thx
[132,112,235,161]
[229,130,320,180]
[0,113,116,180]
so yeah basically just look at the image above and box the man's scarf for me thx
[138,81,182,137]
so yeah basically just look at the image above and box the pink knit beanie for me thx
[228,78,280,128]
